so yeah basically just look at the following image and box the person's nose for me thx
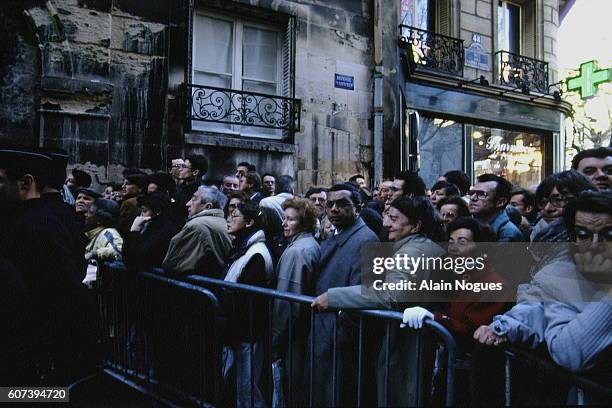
[543,201,555,212]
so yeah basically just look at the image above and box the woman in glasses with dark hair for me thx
[529,170,596,275]
[222,201,274,408]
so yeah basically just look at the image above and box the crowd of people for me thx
[0,145,610,405]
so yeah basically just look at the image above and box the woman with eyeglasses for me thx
[529,170,596,275]
[222,201,274,408]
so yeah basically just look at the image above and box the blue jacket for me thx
[489,210,524,242]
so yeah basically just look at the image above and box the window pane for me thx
[193,15,233,75]
[507,4,521,54]
[243,27,277,83]
[401,0,429,30]
[417,116,464,188]
[498,2,521,54]
[473,126,543,187]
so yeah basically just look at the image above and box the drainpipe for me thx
[373,0,384,187]
[374,67,384,188]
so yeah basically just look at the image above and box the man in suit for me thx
[306,183,379,407]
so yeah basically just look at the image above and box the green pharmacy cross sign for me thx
[567,60,612,99]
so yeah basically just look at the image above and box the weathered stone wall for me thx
[0,0,171,186]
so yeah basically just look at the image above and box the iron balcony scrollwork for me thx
[495,51,549,94]
[186,84,301,133]
[398,25,464,77]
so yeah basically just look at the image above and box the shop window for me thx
[191,12,294,138]
[472,126,544,187]
[415,115,464,189]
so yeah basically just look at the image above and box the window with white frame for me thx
[498,1,521,55]
[191,13,284,137]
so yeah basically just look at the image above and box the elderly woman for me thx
[84,198,123,263]
[222,201,273,408]
[272,198,321,401]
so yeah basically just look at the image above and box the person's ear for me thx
[204,202,213,210]
[412,221,422,233]
[526,205,534,213]
[245,219,255,228]
[193,169,199,177]
[18,174,34,191]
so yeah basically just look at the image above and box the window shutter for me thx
[282,16,296,139]
[522,1,536,57]
[436,0,451,36]
[282,16,295,99]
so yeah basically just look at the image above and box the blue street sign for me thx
[335,74,354,90]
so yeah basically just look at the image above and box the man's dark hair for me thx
[305,186,328,198]
[186,155,208,175]
[238,161,257,172]
[476,173,513,201]
[571,147,612,170]
[124,173,148,192]
[72,169,92,188]
[447,217,496,242]
[394,170,426,197]
[443,170,471,196]
[563,190,612,239]
[147,172,176,194]
[245,172,262,192]
[262,173,275,180]
[276,175,295,194]
[349,174,365,182]
[437,195,470,215]
[329,183,361,208]
[389,196,436,236]
[511,189,536,209]
[122,167,145,177]
[535,170,596,205]
[430,180,460,197]
[137,192,171,215]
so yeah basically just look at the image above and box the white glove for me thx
[400,307,433,329]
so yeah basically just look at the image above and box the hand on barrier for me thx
[311,292,329,311]
[473,325,507,346]
[400,306,433,329]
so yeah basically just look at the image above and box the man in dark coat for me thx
[0,147,96,385]
[39,148,87,279]
[308,183,379,406]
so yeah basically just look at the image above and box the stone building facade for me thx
[0,0,572,191]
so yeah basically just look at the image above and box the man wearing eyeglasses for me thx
[468,174,523,242]
[475,190,612,389]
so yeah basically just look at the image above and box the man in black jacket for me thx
[0,147,96,386]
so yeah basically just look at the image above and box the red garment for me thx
[433,263,511,337]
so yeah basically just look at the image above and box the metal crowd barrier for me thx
[96,262,461,406]
[95,262,611,407]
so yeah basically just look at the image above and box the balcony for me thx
[398,25,465,77]
[495,51,549,94]
[184,84,301,136]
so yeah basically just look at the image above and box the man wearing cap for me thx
[0,147,96,385]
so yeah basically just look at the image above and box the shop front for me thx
[401,81,569,189]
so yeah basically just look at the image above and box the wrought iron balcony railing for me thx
[185,84,301,134]
[495,51,549,94]
[398,25,464,77]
